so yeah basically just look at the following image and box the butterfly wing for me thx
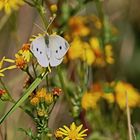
[49,35,69,67]
[30,36,50,67]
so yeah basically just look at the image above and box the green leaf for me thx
[0,73,48,124]
[18,128,33,137]
[103,86,114,93]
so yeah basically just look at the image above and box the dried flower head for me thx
[52,87,62,96]
[0,89,11,101]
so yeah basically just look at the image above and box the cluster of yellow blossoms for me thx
[55,122,88,140]
[82,81,140,110]
[68,37,114,66]
[30,87,62,117]
[0,43,32,77]
[30,88,53,106]
[66,15,115,66]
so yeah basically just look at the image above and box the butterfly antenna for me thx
[46,14,56,32]
[34,23,48,35]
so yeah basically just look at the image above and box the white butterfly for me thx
[30,34,69,67]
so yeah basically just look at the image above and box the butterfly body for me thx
[30,35,69,67]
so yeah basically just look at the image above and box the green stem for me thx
[0,14,10,31]
[95,0,105,45]
[23,0,35,7]
[32,62,37,78]
[57,67,68,98]
[36,5,48,30]
[24,66,34,80]
[57,67,72,107]
[46,75,49,91]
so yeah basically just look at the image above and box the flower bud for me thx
[0,89,11,101]
[50,4,57,13]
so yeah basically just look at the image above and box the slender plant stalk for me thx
[95,0,105,46]
[0,14,10,31]
[36,5,48,29]
[32,62,37,78]
[24,67,34,80]
[126,92,133,140]
[23,0,34,7]
[57,67,69,100]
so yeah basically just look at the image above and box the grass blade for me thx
[0,74,47,124]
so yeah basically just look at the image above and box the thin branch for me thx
[32,61,37,78]
[126,91,133,140]
[23,0,35,7]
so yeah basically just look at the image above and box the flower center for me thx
[68,130,78,140]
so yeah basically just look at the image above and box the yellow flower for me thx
[68,37,95,65]
[58,122,88,140]
[105,44,114,64]
[0,0,24,15]
[69,16,90,36]
[102,93,115,103]
[15,54,27,69]
[37,109,47,117]
[50,4,57,13]
[36,88,46,100]
[68,37,83,60]
[81,42,95,65]
[90,37,106,66]
[115,81,140,109]
[45,93,53,104]
[19,43,32,62]
[0,56,16,77]
[30,97,39,106]
[92,15,102,29]
[90,37,100,50]
[82,92,101,110]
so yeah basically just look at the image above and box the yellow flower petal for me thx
[0,73,4,77]
[70,122,76,131]
[0,56,5,69]
[0,2,4,10]
[59,128,69,134]
[4,58,15,63]
[76,124,83,133]
[5,3,11,14]
[64,137,70,140]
